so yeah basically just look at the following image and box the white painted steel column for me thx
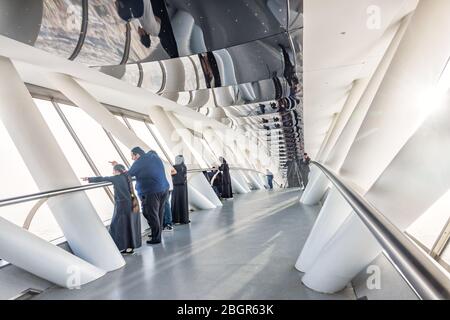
[147,106,221,209]
[231,170,251,193]
[300,14,412,205]
[301,214,381,293]
[0,57,125,272]
[295,187,353,272]
[0,217,105,288]
[202,127,253,192]
[302,1,450,293]
[214,129,265,190]
[167,112,222,207]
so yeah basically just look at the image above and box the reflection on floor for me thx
[35,188,356,300]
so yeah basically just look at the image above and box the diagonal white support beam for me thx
[0,217,105,288]
[0,57,125,273]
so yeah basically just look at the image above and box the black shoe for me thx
[121,248,134,254]
[146,239,161,245]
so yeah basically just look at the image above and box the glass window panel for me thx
[147,123,175,163]
[0,111,57,241]
[407,190,450,250]
[440,239,450,267]
[29,203,64,242]
[35,99,114,223]
[126,118,168,162]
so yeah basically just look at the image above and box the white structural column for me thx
[0,57,125,272]
[300,14,412,205]
[49,74,218,211]
[0,217,105,288]
[202,127,252,194]
[316,79,370,163]
[295,187,353,272]
[301,1,450,293]
[47,73,149,150]
[365,91,450,231]
[147,106,219,209]
[210,127,264,190]
[301,214,381,293]
[228,131,266,190]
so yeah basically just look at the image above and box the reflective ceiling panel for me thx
[0,0,303,172]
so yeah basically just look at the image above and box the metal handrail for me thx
[312,161,450,300]
[0,167,269,208]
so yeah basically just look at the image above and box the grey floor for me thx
[35,188,356,300]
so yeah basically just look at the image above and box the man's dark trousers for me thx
[142,190,169,242]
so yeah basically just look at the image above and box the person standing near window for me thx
[266,169,274,189]
[113,147,169,245]
[219,157,233,199]
[163,163,176,231]
[82,163,141,254]
[300,153,311,190]
[171,155,189,224]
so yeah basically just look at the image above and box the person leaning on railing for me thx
[81,163,141,254]
[112,146,169,245]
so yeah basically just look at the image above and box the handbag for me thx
[131,192,140,213]
[127,175,140,213]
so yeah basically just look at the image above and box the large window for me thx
[35,100,115,224]
[1,95,207,245]
[0,111,58,241]
[126,118,169,162]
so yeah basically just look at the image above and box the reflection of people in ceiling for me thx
[198,52,221,88]
[279,44,296,87]
[116,0,179,58]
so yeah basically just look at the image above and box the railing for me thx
[312,161,450,300]
[0,166,275,267]
[0,167,270,209]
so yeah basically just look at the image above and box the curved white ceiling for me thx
[304,0,418,157]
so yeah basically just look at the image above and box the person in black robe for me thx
[171,155,189,224]
[82,164,141,254]
[219,157,233,199]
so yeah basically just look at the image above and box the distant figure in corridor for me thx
[115,0,179,58]
[219,157,233,199]
[266,169,274,189]
[171,155,189,224]
[300,153,311,190]
[163,163,176,231]
[117,147,169,245]
[82,164,141,254]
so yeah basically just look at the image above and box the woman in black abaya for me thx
[219,157,233,199]
[82,164,141,254]
[171,155,189,224]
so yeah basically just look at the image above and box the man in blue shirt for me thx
[125,146,169,244]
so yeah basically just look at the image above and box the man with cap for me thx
[120,146,169,244]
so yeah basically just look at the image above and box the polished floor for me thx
[35,188,356,300]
